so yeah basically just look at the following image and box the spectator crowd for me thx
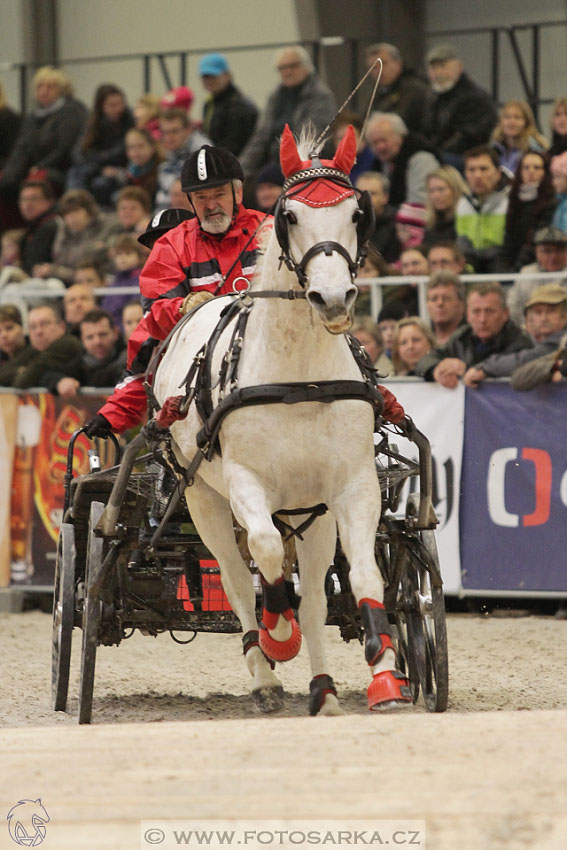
[1,41,567,398]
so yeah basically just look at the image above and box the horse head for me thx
[277,124,374,334]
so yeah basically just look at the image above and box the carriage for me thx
[52,123,449,723]
[51,416,448,724]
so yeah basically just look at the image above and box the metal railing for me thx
[6,271,567,324]
[3,19,565,120]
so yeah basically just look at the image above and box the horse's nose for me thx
[307,283,358,319]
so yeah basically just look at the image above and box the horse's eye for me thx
[285,210,298,225]
[352,208,363,223]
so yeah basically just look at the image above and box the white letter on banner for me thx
[560,469,567,508]
[487,447,519,527]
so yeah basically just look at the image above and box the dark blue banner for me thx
[460,383,567,591]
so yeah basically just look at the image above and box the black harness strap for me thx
[196,380,384,457]
[272,503,329,541]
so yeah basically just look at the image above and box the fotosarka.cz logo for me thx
[6,799,50,847]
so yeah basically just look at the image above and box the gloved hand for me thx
[84,413,112,439]
[179,290,215,315]
[378,384,405,424]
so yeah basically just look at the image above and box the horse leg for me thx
[294,512,343,716]
[332,478,412,711]
[184,479,284,712]
[227,468,301,663]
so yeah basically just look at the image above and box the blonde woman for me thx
[491,99,548,177]
[549,97,567,159]
[0,66,87,199]
[391,316,435,376]
[422,165,468,248]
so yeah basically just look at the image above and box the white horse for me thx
[153,125,411,714]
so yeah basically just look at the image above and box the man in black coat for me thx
[365,43,429,133]
[199,53,258,157]
[422,45,498,168]
[18,179,60,275]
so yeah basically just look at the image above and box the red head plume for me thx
[280,123,358,179]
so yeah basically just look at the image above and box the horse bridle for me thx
[274,164,375,288]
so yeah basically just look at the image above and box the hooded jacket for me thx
[98,206,271,432]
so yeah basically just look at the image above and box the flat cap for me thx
[426,44,459,64]
[524,283,567,312]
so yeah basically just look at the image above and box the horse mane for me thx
[295,123,325,160]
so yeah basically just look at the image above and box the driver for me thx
[85,145,271,436]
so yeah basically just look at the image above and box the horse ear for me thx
[333,125,357,175]
[280,124,303,178]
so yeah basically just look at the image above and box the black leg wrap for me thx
[309,674,337,716]
[359,602,393,666]
[285,578,301,610]
[242,629,276,670]
[261,575,290,614]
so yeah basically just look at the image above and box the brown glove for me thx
[179,290,215,315]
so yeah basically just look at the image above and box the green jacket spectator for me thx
[455,146,509,272]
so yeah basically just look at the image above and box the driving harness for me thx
[144,164,380,538]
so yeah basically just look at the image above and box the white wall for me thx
[56,0,303,117]
[1,0,565,131]
[0,0,26,105]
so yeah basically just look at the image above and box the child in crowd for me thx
[377,300,407,360]
[0,229,24,270]
[115,185,152,236]
[100,235,145,331]
[121,300,143,342]
[351,315,392,376]
[91,128,164,208]
[73,259,107,290]
[133,94,162,140]
[0,304,27,362]
[354,251,398,318]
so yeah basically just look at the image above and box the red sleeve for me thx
[139,238,186,300]
[98,376,148,432]
[98,299,184,432]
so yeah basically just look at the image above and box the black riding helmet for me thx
[137,208,194,249]
[181,145,244,193]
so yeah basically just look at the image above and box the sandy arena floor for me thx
[0,610,566,850]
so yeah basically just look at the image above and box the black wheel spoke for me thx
[51,523,76,712]
[78,502,105,724]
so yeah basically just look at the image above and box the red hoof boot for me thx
[368,670,412,711]
[259,617,302,662]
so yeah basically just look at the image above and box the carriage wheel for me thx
[375,537,420,703]
[51,523,76,712]
[404,530,449,713]
[78,501,105,725]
